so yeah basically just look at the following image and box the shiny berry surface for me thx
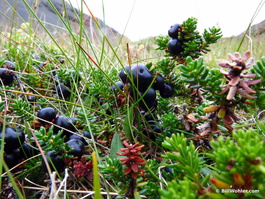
[139,87,157,109]
[42,150,65,173]
[131,64,154,91]
[0,127,25,152]
[168,23,181,38]
[56,83,71,99]
[67,139,85,158]
[159,83,174,98]
[0,68,14,86]
[153,74,165,90]
[53,115,76,137]
[4,150,20,168]
[37,107,57,124]
[168,38,183,56]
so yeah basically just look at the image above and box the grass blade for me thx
[124,105,134,141]
[237,0,265,51]
[92,151,102,199]
[110,132,124,159]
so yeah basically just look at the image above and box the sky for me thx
[69,0,265,41]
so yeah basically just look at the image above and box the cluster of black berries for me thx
[0,106,92,172]
[167,23,184,56]
[0,61,16,86]
[0,127,27,169]
[36,107,91,173]
[111,64,174,140]
[112,64,174,110]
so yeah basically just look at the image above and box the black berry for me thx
[119,65,131,83]
[4,149,20,168]
[139,87,157,110]
[83,131,92,139]
[3,61,15,70]
[168,23,181,38]
[159,84,174,98]
[0,127,25,152]
[0,68,14,86]
[53,115,76,137]
[131,64,154,91]
[168,38,183,56]
[66,139,85,158]
[42,150,65,173]
[111,81,124,94]
[119,64,154,92]
[37,107,57,124]
[153,74,165,90]
[56,83,71,99]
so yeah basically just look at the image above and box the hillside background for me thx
[0,0,126,43]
